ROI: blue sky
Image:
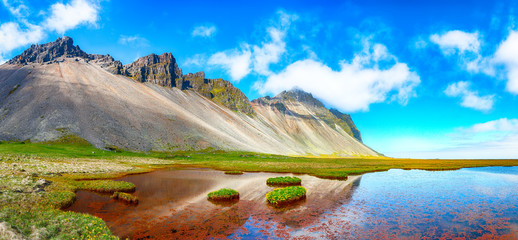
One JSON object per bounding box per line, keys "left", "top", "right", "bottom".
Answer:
{"left": 1, "top": 0, "right": 518, "bottom": 159}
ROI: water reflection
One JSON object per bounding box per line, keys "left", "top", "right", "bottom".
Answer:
{"left": 66, "top": 168, "right": 358, "bottom": 239}
{"left": 66, "top": 167, "right": 518, "bottom": 239}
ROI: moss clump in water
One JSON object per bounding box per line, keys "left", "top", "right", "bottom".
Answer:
{"left": 111, "top": 192, "right": 138, "bottom": 204}
{"left": 266, "top": 176, "right": 301, "bottom": 186}
{"left": 224, "top": 170, "right": 244, "bottom": 175}
{"left": 266, "top": 186, "right": 306, "bottom": 206}
{"left": 207, "top": 188, "right": 239, "bottom": 201}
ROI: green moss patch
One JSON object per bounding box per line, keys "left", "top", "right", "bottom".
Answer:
{"left": 0, "top": 208, "right": 117, "bottom": 240}
{"left": 74, "top": 180, "right": 135, "bottom": 193}
{"left": 207, "top": 188, "right": 239, "bottom": 201}
{"left": 266, "top": 186, "right": 307, "bottom": 206}
{"left": 224, "top": 170, "right": 244, "bottom": 175}
{"left": 266, "top": 176, "right": 301, "bottom": 186}
{"left": 111, "top": 191, "right": 138, "bottom": 204}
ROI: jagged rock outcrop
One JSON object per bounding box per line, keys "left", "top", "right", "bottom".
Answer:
{"left": 122, "top": 53, "right": 253, "bottom": 115}
{"left": 122, "top": 53, "right": 183, "bottom": 87}
{"left": 7, "top": 36, "right": 124, "bottom": 75}
{"left": 252, "top": 89, "right": 362, "bottom": 142}
{"left": 180, "top": 72, "right": 254, "bottom": 115}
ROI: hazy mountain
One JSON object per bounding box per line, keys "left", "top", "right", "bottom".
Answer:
{"left": 0, "top": 37, "right": 379, "bottom": 157}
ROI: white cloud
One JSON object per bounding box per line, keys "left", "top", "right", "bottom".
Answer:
{"left": 468, "top": 118, "right": 518, "bottom": 133}
{"left": 430, "top": 30, "right": 480, "bottom": 54}
{"left": 192, "top": 25, "right": 216, "bottom": 38}
{"left": 251, "top": 27, "right": 286, "bottom": 75}
{"left": 44, "top": 0, "right": 99, "bottom": 34}
{"left": 430, "top": 30, "right": 494, "bottom": 76}
{"left": 257, "top": 42, "right": 420, "bottom": 112}
{"left": 383, "top": 118, "right": 518, "bottom": 159}
{"left": 207, "top": 46, "right": 252, "bottom": 81}
{"left": 118, "top": 35, "right": 148, "bottom": 47}
{"left": 0, "top": 22, "right": 45, "bottom": 60}
{"left": 183, "top": 54, "right": 206, "bottom": 66}
{"left": 2, "top": 0, "right": 29, "bottom": 18}
{"left": 207, "top": 10, "right": 297, "bottom": 81}
{"left": 444, "top": 81, "right": 495, "bottom": 112}
{"left": 0, "top": 0, "right": 101, "bottom": 61}
{"left": 494, "top": 31, "right": 518, "bottom": 94}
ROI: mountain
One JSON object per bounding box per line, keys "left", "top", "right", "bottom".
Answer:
{"left": 0, "top": 37, "right": 379, "bottom": 157}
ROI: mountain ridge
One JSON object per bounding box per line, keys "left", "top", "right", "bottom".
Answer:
{"left": 0, "top": 36, "right": 377, "bottom": 156}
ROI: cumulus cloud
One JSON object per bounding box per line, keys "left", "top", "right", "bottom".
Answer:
{"left": 0, "top": 0, "right": 101, "bottom": 62}
{"left": 0, "top": 22, "right": 45, "bottom": 61}
{"left": 468, "top": 118, "right": 518, "bottom": 133}
{"left": 430, "top": 30, "right": 481, "bottom": 54}
{"left": 257, "top": 42, "right": 420, "bottom": 112}
{"left": 444, "top": 81, "right": 495, "bottom": 112}
{"left": 192, "top": 25, "right": 217, "bottom": 38}
{"left": 207, "top": 10, "right": 297, "bottom": 81}
{"left": 2, "top": 0, "right": 29, "bottom": 18}
{"left": 207, "top": 46, "right": 252, "bottom": 81}
{"left": 430, "top": 30, "right": 494, "bottom": 75}
{"left": 494, "top": 31, "right": 518, "bottom": 94}
{"left": 44, "top": 0, "right": 99, "bottom": 34}
{"left": 118, "top": 35, "right": 149, "bottom": 47}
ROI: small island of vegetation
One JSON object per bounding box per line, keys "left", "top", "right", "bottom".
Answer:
{"left": 266, "top": 186, "right": 307, "bottom": 206}
{"left": 111, "top": 192, "right": 138, "bottom": 204}
{"left": 207, "top": 188, "right": 240, "bottom": 201}
{"left": 266, "top": 176, "right": 302, "bottom": 186}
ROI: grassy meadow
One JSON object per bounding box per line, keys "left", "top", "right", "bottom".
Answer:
{"left": 1, "top": 141, "right": 518, "bottom": 239}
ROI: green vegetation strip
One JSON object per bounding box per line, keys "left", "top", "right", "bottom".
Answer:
{"left": 0, "top": 141, "right": 518, "bottom": 239}
{"left": 111, "top": 192, "right": 139, "bottom": 204}
{"left": 266, "top": 176, "right": 301, "bottom": 186}
{"left": 207, "top": 188, "right": 239, "bottom": 201}
{"left": 266, "top": 186, "right": 307, "bottom": 206}
{"left": 74, "top": 180, "right": 135, "bottom": 193}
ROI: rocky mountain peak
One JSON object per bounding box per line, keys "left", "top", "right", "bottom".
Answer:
{"left": 7, "top": 36, "right": 91, "bottom": 65}
{"left": 126, "top": 53, "right": 176, "bottom": 67}
{"left": 252, "top": 88, "right": 363, "bottom": 142}
{"left": 276, "top": 88, "right": 324, "bottom": 107}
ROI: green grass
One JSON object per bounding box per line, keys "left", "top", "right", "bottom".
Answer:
{"left": 1, "top": 141, "right": 518, "bottom": 238}
{"left": 224, "top": 170, "right": 244, "bottom": 175}
{"left": 207, "top": 188, "right": 239, "bottom": 201}
{"left": 0, "top": 207, "right": 117, "bottom": 239}
{"left": 266, "top": 176, "right": 302, "bottom": 186}
{"left": 266, "top": 186, "right": 307, "bottom": 206}
{"left": 73, "top": 180, "right": 136, "bottom": 193}
{"left": 111, "top": 192, "right": 138, "bottom": 204}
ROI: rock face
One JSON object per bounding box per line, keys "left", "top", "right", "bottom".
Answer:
{"left": 122, "top": 53, "right": 253, "bottom": 115}
{"left": 7, "top": 36, "right": 124, "bottom": 75}
{"left": 252, "top": 89, "right": 363, "bottom": 142}
{"left": 0, "top": 36, "right": 378, "bottom": 156}
{"left": 122, "top": 53, "right": 182, "bottom": 87}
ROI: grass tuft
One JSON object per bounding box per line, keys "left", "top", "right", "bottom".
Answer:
{"left": 111, "top": 191, "right": 138, "bottom": 204}
{"left": 73, "top": 180, "right": 136, "bottom": 193}
{"left": 207, "top": 188, "right": 239, "bottom": 201}
{"left": 266, "top": 186, "right": 306, "bottom": 206}
{"left": 266, "top": 176, "right": 302, "bottom": 186}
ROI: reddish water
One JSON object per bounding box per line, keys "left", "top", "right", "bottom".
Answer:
{"left": 65, "top": 169, "right": 358, "bottom": 239}
{"left": 66, "top": 167, "right": 518, "bottom": 239}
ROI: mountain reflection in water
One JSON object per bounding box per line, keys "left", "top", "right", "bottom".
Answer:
{"left": 66, "top": 167, "right": 518, "bottom": 239}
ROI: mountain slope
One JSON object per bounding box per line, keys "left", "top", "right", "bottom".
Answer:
{"left": 0, "top": 37, "right": 379, "bottom": 157}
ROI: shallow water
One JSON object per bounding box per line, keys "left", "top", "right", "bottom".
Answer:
{"left": 65, "top": 166, "right": 518, "bottom": 239}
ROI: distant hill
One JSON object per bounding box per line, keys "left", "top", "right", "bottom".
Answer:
{"left": 0, "top": 37, "right": 379, "bottom": 157}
